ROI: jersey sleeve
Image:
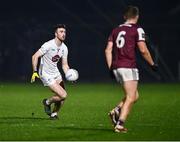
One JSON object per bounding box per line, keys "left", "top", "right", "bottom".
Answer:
{"left": 39, "top": 42, "right": 50, "bottom": 55}
{"left": 62, "top": 45, "right": 68, "bottom": 59}
{"left": 136, "top": 27, "right": 145, "bottom": 42}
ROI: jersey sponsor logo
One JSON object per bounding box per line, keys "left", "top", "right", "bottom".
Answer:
{"left": 137, "top": 28, "right": 145, "bottom": 41}
{"left": 52, "top": 55, "right": 60, "bottom": 62}
{"left": 142, "top": 33, "right": 145, "bottom": 39}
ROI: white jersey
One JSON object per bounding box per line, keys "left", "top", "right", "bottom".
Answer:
{"left": 38, "top": 39, "right": 68, "bottom": 76}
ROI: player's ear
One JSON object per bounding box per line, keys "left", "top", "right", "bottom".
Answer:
{"left": 136, "top": 15, "right": 139, "bottom": 21}
{"left": 55, "top": 32, "right": 57, "bottom": 37}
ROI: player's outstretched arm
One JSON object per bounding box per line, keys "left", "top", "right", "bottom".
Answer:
{"left": 62, "top": 58, "right": 70, "bottom": 74}
{"left": 137, "top": 41, "right": 157, "bottom": 69}
{"left": 105, "top": 41, "right": 116, "bottom": 79}
{"left": 105, "top": 41, "right": 113, "bottom": 69}
{"left": 31, "top": 50, "right": 42, "bottom": 83}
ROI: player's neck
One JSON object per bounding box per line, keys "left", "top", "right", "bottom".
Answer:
{"left": 54, "top": 38, "right": 62, "bottom": 47}
{"left": 125, "top": 19, "right": 137, "bottom": 24}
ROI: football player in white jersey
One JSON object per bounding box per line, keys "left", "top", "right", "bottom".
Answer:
{"left": 31, "top": 24, "right": 70, "bottom": 119}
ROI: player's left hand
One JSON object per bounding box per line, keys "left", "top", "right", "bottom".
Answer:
{"left": 109, "top": 69, "right": 115, "bottom": 79}
{"left": 151, "top": 63, "right": 158, "bottom": 72}
{"left": 31, "top": 71, "right": 39, "bottom": 83}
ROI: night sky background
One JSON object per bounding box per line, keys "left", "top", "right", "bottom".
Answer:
{"left": 0, "top": 0, "right": 180, "bottom": 82}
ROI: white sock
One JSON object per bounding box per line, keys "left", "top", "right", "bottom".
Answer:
{"left": 115, "top": 107, "right": 119, "bottom": 111}
{"left": 114, "top": 107, "right": 120, "bottom": 116}
{"left": 51, "top": 112, "right": 57, "bottom": 117}
{"left": 46, "top": 99, "right": 50, "bottom": 105}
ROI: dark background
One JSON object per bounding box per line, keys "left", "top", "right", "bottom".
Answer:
{"left": 0, "top": 0, "right": 180, "bottom": 82}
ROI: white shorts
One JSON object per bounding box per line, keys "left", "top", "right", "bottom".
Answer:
{"left": 113, "top": 68, "right": 139, "bottom": 84}
{"left": 39, "top": 72, "right": 62, "bottom": 86}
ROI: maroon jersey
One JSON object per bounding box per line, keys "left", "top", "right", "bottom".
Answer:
{"left": 108, "top": 23, "right": 145, "bottom": 69}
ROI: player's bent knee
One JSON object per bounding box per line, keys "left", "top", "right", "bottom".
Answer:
{"left": 58, "top": 91, "right": 67, "bottom": 99}
{"left": 55, "top": 98, "right": 66, "bottom": 104}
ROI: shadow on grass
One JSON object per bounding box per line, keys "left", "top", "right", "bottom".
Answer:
{"left": 55, "top": 126, "right": 112, "bottom": 132}
{"left": 0, "top": 116, "right": 49, "bottom": 124}
{"left": 0, "top": 117, "right": 112, "bottom": 132}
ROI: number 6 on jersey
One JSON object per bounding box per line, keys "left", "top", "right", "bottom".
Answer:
{"left": 116, "top": 31, "right": 126, "bottom": 48}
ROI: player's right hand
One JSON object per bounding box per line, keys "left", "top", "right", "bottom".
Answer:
{"left": 31, "top": 71, "right": 39, "bottom": 83}
{"left": 151, "top": 63, "right": 158, "bottom": 72}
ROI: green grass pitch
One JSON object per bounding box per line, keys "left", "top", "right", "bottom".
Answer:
{"left": 0, "top": 82, "right": 180, "bottom": 140}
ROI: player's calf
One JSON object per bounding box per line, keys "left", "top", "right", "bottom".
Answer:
{"left": 53, "top": 98, "right": 65, "bottom": 112}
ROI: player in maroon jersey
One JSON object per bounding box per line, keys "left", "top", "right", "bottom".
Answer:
{"left": 105, "top": 6, "right": 158, "bottom": 133}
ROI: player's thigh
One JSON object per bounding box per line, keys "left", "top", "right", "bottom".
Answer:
{"left": 123, "top": 80, "right": 138, "bottom": 100}
{"left": 55, "top": 74, "right": 63, "bottom": 84}
{"left": 49, "top": 82, "right": 67, "bottom": 98}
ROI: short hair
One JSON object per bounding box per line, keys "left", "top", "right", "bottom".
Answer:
{"left": 123, "top": 6, "right": 139, "bottom": 20}
{"left": 54, "top": 24, "right": 66, "bottom": 32}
